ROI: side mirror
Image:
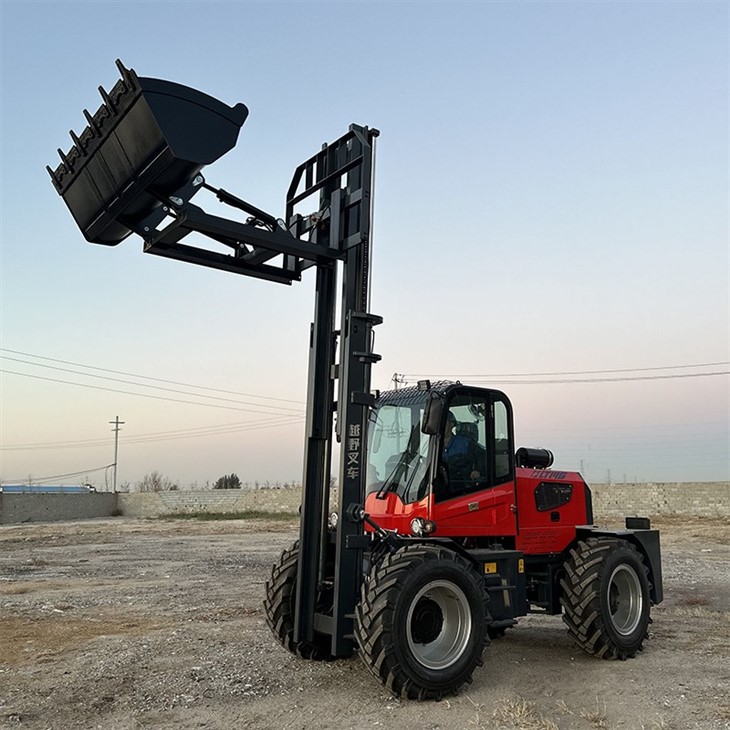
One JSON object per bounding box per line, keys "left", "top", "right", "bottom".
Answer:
{"left": 421, "top": 392, "right": 444, "bottom": 435}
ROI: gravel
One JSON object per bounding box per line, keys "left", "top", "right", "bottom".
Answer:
{"left": 0, "top": 516, "right": 728, "bottom": 730}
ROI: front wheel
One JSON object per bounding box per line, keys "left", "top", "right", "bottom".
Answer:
{"left": 560, "top": 537, "right": 651, "bottom": 659}
{"left": 355, "top": 543, "right": 490, "bottom": 699}
{"left": 263, "top": 541, "right": 333, "bottom": 660}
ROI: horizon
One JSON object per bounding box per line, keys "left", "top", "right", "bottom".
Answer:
{"left": 1, "top": 2, "right": 728, "bottom": 487}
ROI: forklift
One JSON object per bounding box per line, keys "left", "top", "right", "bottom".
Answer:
{"left": 49, "top": 61, "right": 662, "bottom": 700}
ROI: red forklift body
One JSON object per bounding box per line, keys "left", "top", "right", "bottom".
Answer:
{"left": 513, "top": 468, "right": 593, "bottom": 554}
{"left": 363, "top": 381, "right": 593, "bottom": 557}
{"left": 365, "top": 467, "right": 592, "bottom": 556}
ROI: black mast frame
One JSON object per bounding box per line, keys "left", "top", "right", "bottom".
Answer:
{"left": 147, "top": 125, "right": 382, "bottom": 655}
{"left": 139, "top": 125, "right": 381, "bottom": 655}
{"left": 49, "top": 60, "right": 380, "bottom": 656}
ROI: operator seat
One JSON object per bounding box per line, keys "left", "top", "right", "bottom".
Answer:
{"left": 456, "top": 422, "right": 478, "bottom": 443}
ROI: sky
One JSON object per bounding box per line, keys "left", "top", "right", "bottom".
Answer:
{"left": 1, "top": 0, "right": 728, "bottom": 490}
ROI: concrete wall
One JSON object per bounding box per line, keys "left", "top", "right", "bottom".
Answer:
{"left": 0, "top": 492, "right": 118, "bottom": 524}
{"left": 116, "top": 482, "right": 729, "bottom": 519}
{"left": 116, "top": 487, "right": 314, "bottom": 518}
{"left": 590, "top": 482, "right": 729, "bottom": 519}
{"left": 2, "top": 482, "right": 727, "bottom": 525}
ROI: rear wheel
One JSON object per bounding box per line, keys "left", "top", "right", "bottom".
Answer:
{"left": 560, "top": 537, "right": 651, "bottom": 659}
{"left": 263, "top": 541, "right": 333, "bottom": 660}
{"left": 355, "top": 543, "right": 490, "bottom": 699}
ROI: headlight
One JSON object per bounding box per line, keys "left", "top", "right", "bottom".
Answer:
{"left": 410, "top": 518, "right": 436, "bottom": 536}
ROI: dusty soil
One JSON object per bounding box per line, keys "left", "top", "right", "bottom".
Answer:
{"left": 0, "top": 516, "right": 728, "bottom": 730}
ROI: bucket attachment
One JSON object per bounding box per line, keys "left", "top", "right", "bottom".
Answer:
{"left": 48, "top": 60, "right": 248, "bottom": 245}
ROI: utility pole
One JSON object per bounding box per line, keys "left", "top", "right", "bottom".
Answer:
{"left": 392, "top": 373, "right": 406, "bottom": 390}
{"left": 109, "top": 416, "right": 124, "bottom": 492}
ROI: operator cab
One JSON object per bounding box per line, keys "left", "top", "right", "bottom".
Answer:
{"left": 366, "top": 382, "right": 515, "bottom": 506}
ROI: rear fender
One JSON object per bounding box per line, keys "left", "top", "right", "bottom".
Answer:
{"left": 575, "top": 526, "right": 663, "bottom": 604}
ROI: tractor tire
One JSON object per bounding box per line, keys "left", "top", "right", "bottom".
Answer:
{"left": 263, "top": 541, "right": 333, "bottom": 661}
{"left": 355, "top": 543, "right": 490, "bottom": 700}
{"left": 560, "top": 537, "right": 651, "bottom": 659}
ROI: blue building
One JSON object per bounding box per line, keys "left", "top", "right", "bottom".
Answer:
{"left": 0, "top": 485, "right": 97, "bottom": 493}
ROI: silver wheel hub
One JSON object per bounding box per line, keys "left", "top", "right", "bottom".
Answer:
{"left": 406, "top": 580, "right": 472, "bottom": 670}
{"left": 607, "top": 564, "right": 643, "bottom": 636}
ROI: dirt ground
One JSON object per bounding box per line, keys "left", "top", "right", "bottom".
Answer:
{"left": 0, "top": 516, "right": 728, "bottom": 730}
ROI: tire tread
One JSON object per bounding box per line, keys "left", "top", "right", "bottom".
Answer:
{"left": 263, "top": 541, "right": 332, "bottom": 661}
{"left": 355, "top": 543, "right": 489, "bottom": 699}
{"left": 560, "top": 537, "right": 651, "bottom": 660}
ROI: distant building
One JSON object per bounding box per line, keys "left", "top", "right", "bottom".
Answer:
{"left": 0, "top": 485, "right": 97, "bottom": 494}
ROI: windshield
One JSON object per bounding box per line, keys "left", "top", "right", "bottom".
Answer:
{"left": 366, "top": 401, "right": 432, "bottom": 504}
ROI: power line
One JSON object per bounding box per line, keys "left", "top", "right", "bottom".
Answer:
{"left": 400, "top": 371, "right": 728, "bottom": 385}
{"left": 402, "top": 361, "right": 730, "bottom": 378}
{"left": 0, "top": 415, "right": 305, "bottom": 451}
{"left": 1, "top": 356, "right": 303, "bottom": 414}
{"left": 1, "top": 416, "right": 301, "bottom": 448}
{"left": 6, "top": 348, "right": 726, "bottom": 395}
{"left": 518, "top": 420, "right": 728, "bottom": 432}
{"left": 118, "top": 417, "right": 303, "bottom": 445}
{"left": 0, "top": 369, "right": 306, "bottom": 415}
{"left": 548, "top": 443, "right": 729, "bottom": 453}
{"left": 5, "top": 413, "right": 723, "bottom": 450}
{"left": 555, "top": 453, "right": 729, "bottom": 463}
{"left": 2, "top": 464, "right": 114, "bottom": 484}
{"left": 112, "top": 415, "right": 304, "bottom": 443}
{"left": 0, "top": 348, "right": 305, "bottom": 405}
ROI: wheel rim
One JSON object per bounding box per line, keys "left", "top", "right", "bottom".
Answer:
{"left": 607, "top": 564, "right": 643, "bottom": 636}
{"left": 406, "top": 579, "right": 472, "bottom": 670}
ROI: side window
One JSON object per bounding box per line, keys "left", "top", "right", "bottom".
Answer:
{"left": 438, "top": 393, "right": 488, "bottom": 500}
{"left": 493, "top": 398, "right": 511, "bottom": 483}
{"left": 534, "top": 482, "right": 573, "bottom": 511}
